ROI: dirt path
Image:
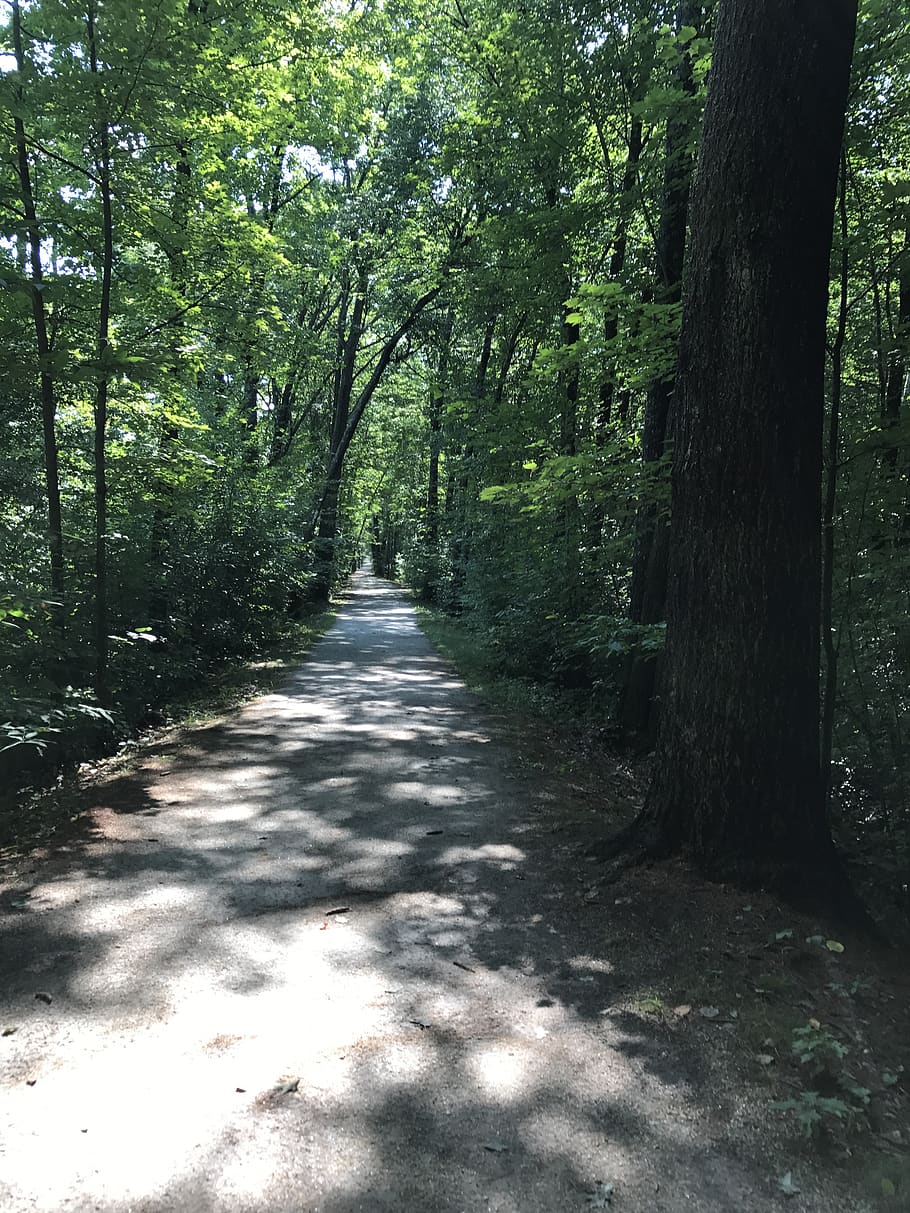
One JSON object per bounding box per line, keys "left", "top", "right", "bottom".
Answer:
{"left": 0, "top": 574, "right": 882, "bottom": 1211}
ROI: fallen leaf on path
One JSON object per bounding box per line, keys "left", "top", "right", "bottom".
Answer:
{"left": 777, "top": 1172, "right": 801, "bottom": 1198}
{"left": 34, "top": 992, "right": 52, "bottom": 1005}
{"left": 881, "top": 1178, "right": 896, "bottom": 1197}
{"left": 698, "top": 1005, "right": 719, "bottom": 1019}
{"left": 325, "top": 906, "right": 350, "bottom": 916}
{"left": 25, "top": 1079, "right": 36, "bottom": 1086}
{"left": 235, "top": 1087, "right": 246, "bottom": 1093}
{"left": 673, "top": 1004, "right": 691, "bottom": 1018}
{"left": 2, "top": 1026, "right": 17, "bottom": 1036}
{"left": 586, "top": 1180, "right": 614, "bottom": 1208}
{"left": 825, "top": 939, "right": 845, "bottom": 953}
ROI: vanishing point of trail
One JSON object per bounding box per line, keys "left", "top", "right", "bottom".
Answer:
{"left": 0, "top": 575, "right": 800, "bottom": 1211}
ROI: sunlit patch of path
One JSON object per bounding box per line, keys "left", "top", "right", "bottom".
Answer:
{"left": 0, "top": 573, "right": 779, "bottom": 1211}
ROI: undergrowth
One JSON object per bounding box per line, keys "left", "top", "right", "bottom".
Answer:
{"left": 0, "top": 604, "right": 338, "bottom": 860}
{"left": 414, "top": 603, "right": 614, "bottom": 733}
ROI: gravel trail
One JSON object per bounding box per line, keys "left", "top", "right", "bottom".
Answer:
{"left": 0, "top": 574, "right": 838, "bottom": 1211}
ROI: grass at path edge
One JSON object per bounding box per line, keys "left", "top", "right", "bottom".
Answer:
{"left": 413, "top": 602, "right": 599, "bottom": 729}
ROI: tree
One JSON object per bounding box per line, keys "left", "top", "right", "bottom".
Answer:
{"left": 9, "top": 0, "right": 64, "bottom": 605}
{"left": 629, "top": 0, "right": 860, "bottom": 905}
{"left": 620, "top": 0, "right": 704, "bottom": 739}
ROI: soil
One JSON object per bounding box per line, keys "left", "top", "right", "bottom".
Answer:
{"left": 0, "top": 572, "right": 907, "bottom": 1212}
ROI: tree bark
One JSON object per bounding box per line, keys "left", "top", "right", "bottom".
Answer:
{"left": 821, "top": 156, "right": 849, "bottom": 813}
{"left": 311, "top": 269, "right": 367, "bottom": 601}
{"left": 425, "top": 310, "right": 453, "bottom": 559}
{"left": 620, "top": 1, "right": 701, "bottom": 739}
{"left": 449, "top": 316, "right": 497, "bottom": 608}
{"left": 598, "top": 113, "right": 644, "bottom": 434}
{"left": 306, "top": 277, "right": 444, "bottom": 601}
{"left": 11, "top": 0, "right": 64, "bottom": 604}
{"left": 87, "top": 2, "right": 114, "bottom": 705}
{"left": 629, "top": 0, "right": 859, "bottom": 908}
{"left": 150, "top": 140, "right": 192, "bottom": 627}
{"left": 883, "top": 227, "right": 910, "bottom": 431}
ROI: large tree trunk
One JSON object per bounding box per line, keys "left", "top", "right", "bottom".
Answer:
{"left": 629, "top": 0, "right": 859, "bottom": 906}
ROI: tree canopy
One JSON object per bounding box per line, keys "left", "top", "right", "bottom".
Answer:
{"left": 2, "top": 0, "right": 909, "bottom": 912}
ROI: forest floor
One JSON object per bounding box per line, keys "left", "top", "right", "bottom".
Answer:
{"left": 0, "top": 572, "right": 907, "bottom": 1212}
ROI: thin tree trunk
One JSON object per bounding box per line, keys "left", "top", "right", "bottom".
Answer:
{"left": 884, "top": 227, "right": 910, "bottom": 430}
{"left": 559, "top": 303, "right": 582, "bottom": 616}
{"left": 620, "top": 1, "right": 701, "bottom": 739}
{"left": 11, "top": 0, "right": 64, "bottom": 604}
{"left": 150, "top": 140, "right": 192, "bottom": 626}
{"left": 821, "top": 154, "right": 850, "bottom": 814}
{"left": 427, "top": 380, "right": 442, "bottom": 544}
{"left": 311, "top": 269, "right": 367, "bottom": 600}
{"left": 238, "top": 144, "right": 286, "bottom": 453}
{"left": 599, "top": 114, "right": 644, "bottom": 434}
{"left": 87, "top": 2, "right": 114, "bottom": 704}
{"left": 304, "top": 278, "right": 445, "bottom": 585}
{"left": 450, "top": 316, "right": 497, "bottom": 607}
{"left": 270, "top": 379, "right": 295, "bottom": 464}
{"left": 426, "top": 311, "right": 453, "bottom": 554}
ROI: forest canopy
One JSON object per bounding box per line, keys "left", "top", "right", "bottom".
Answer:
{"left": 2, "top": 0, "right": 909, "bottom": 911}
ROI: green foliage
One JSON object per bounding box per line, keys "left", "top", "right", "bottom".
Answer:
{"left": 791, "top": 1021, "right": 849, "bottom": 1075}
{"left": 1, "top": 0, "right": 909, "bottom": 888}
{"left": 771, "top": 1090, "right": 861, "bottom": 1139}
{"left": 772, "top": 1021, "right": 871, "bottom": 1138}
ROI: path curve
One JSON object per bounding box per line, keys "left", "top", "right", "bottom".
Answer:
{"left": 0, "top": 574, "right": 836, "bottom": 1211}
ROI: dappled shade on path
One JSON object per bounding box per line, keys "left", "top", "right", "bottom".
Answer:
{"left": 0, "top": 574, "right": 821, "bottom": 1212}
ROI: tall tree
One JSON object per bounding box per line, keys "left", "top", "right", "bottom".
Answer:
{"left": 9, "top": 0, "right": 64, "bottom": 604}
{"left": 621, "top": 2, "right": 704, "bottom": 738}
{"left": 84, "top": 1, "right": 115, "bottom": 705}
{"left": 626, "top": 0, "right": 860, "bottom": 905}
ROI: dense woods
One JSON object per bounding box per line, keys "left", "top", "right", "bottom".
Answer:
{"left": 2, "top": 0, "right": 909, "bottom": 913}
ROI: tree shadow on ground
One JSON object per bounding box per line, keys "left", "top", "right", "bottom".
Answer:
{"left": 0, "top": 576, "right": 890, "bottom": 1212}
